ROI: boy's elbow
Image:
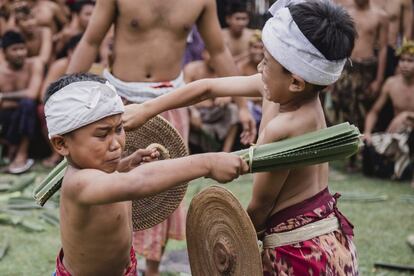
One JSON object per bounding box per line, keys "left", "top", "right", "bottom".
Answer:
{"left": 197, "top": 79, "right": 213, "bottom": 100}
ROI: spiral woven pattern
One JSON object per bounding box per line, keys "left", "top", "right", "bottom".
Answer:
{"left": 186, "top": 186, "right": 262, "bottom": 275}
{"left": 125, "top": 115, "right": 188, "bottom": 231}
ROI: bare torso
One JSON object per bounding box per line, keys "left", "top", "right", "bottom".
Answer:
{"left": 388, "top": 75, "right": 414, "bottom": 115}
{"left": 222, "top": 28, "right": 254, "bottom": 60}
{"left": 60, "top": 168, "right": 133, "bottom": 275}
{"left": 373, "top": 0, "right": 406, "bottom": 48}
{"left": 111, "top": 0, "right": 206, "bottom": 82}
{"left": 259, "top": 98, "right": 329, "bottom": 215}
{"left": 0, "top": 59, "right": 32, "bottom": 108}
{"left": 348, "top": 5, "right": 382, "bottom": 59}
{"left": 0, "top": 61, "right": 31, "bottom": 92}
{"left": 24, "top": 29, "right": 42, "bottom": 58}
{"left": 33, "top": 0, "right": 60, "bottom": 33}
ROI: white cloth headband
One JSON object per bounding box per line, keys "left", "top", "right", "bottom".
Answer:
{"left": 262, "top": 0, "right": 346, "bottom": 86}
{"left": 45, "top": 81, "right": 124, "bottom": 138}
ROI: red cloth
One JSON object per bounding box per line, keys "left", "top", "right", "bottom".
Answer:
{"left": 262, "top": 188, "right": 358, "bottom": 275}
{"left": 55, "top": 247, "right": 137, "bottom": 276}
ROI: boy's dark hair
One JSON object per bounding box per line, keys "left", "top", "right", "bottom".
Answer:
{"left": 1, "top": 31, "right": 26, "bottom": 49}
{"left": 226, "top": 1, "right": 248, "bottom": 16}
{"left": 73, "top": 0, "right": 95, "bottom": 14}
{"left": 44, "top": 73, "right": 106, "bottom": 103}
{"left": 288, "top": 0, "right": 356, "bottom": 61}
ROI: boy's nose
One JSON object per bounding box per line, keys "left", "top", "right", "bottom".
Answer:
{"left": 109, "top": 137, "right": 122, "bottom": 151}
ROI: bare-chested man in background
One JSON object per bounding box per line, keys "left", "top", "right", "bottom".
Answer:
{"left": 221, "top": 1, "right": 254, "bottom": 62}
{"left": 67, "top": 0, "right": 255, "bottom": 275}
{"left": 329, "top": 0, "right": 388, "bottom": 171}
{"left": 30, "top": 0, "right": 67, "bottom": 34}
{"left": 0, "top": 31, "right": 43, "bottom": 174}
{"left": 373, "top": 0, "right": 413, "bottom": 76}
{"left": 364, "top": 41, "right": 414, "bottom": 186}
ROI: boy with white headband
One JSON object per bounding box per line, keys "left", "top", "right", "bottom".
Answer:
{"left": 44, "top": 73, "right": 248, "bottom": 275}
{"left": 123, "top": 0, "right": 359, "bottom": 274}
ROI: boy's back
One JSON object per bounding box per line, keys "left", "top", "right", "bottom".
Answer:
{"left": 258, "top": 97, "right": 329, "bottom": 215}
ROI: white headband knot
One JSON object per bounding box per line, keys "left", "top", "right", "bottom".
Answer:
{"left": 262, "top": 0, "right": 346, "bottom": 86}
{"left": 45, "top": 81, "right": 124, "bottom": 138}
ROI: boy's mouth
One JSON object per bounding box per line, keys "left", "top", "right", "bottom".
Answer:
{"left": 107, "top": 156, "right": 121, "bottom": 163}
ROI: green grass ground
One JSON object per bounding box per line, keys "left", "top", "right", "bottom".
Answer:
{"left": 0, "top": 165, "right": 413, "bottom": 275}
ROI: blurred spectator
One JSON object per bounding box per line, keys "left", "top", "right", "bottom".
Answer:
{"left": 184, "top": 49, "right": 239, "bottom": 152}
{"left": 15, "top": 5, "right": 52, "bottom": 64}
{"left": 30, "top": 0, "right": 68, "bottom": 34}
{"left": 326, "top": 0, "right": 389, "bottom": 171}
{"left": 373, "top": 0, "right": 412, "bottom": 78}
{"left": 363, "top": 40, "right": 414, "bottom": 185}
{"left": 0, "top": 31, "right": 43, "bottom": 173}
{"left": 183, "top": 26, "right": 204, "bottom": 66}
{"left": 222, "top": 1, "right": 254, "bottom": 62}
{"left": 54, "top": 0, "right": 94, "bottom": 57}
{"left": 237, "top": 29, "right": 263, "bottom": 133}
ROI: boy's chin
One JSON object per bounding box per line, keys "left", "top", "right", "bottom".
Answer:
{"left": 101, "top": 163, "right": 120, "bottom": 174}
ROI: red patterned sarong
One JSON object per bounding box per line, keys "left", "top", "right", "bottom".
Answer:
{"left": 262, "top": 188, "right": 358, "bottom": 275}
{"left": 55, "top": 247, "right": 137, "bottom": 276}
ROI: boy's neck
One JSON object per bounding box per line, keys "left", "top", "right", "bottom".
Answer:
{"left": 279, "top": 91, "right": 319, "bottom": 113}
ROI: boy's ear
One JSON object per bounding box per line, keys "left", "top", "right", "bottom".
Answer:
{"left": 50, "top": 135, "right": 70, "bottom": 156}
{"left": 289, "top": 74, "right": 306, "bottom": 93}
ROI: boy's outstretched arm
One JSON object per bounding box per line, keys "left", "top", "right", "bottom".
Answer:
{"left": 66, "top": 152, "right": 249, "bottom": 206}
{"left": 122, "top": 74, "right": 263, "bottom": 130}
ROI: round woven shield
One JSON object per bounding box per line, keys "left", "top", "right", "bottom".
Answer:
{"left": 125, "top": 115, "right": 188, "bottom": 231}
{"left": 186, "top": 186, "right": 262, "bottom": 275}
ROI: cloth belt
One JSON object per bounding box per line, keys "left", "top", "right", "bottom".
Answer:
{"left": 262, "top": 216, "right": 339, "bottom": 249}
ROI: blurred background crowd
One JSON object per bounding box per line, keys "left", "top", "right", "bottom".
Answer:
{"left": 0, "top": 0, "right": 413, "bottom": 188}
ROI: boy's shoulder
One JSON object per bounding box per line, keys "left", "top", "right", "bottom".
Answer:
{"left": 61, "top": 168, "right": 107, "bottom": 200}
{"left": 262, "top": 104, "right": 322, "bottom": 143}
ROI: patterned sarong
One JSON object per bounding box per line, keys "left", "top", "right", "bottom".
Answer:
{"left": 326, "top": 58, "right": 377, "bottom": 131}
{"left": 262, "top": 188, "right": 358, "bottom": 275}
{"left": 55, "top": 247, "right": 137, "bottom": 276}
{"left": 104, "top": 69, "right": 188, "bottom": 262}
{"left": 0, "top": 98, "right": 37, "bottom": 145}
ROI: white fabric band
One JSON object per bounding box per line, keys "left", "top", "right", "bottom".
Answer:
{"left": 103, "top": 69, "right": 185, "bottom": 104}
{"left": 263, "top": 216, "right": 339, "bottom": 248}
{"left": 45, "top": 81, "right": 124, "bottom": 137}
{"left": 262, "top": 0, "right": 346, "bottom": 86}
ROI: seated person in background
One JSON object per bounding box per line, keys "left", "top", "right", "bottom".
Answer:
{"left": 30, "top": 0, "right": 68, "bottom": 34}
{"left": 184, "top": 49, "right": 239, "bottom": 152}
{"left": 0, "top": 31, "right": 43, "bottom": 173}
{"left": 54, "top": 0, "right": 94, "bottom": 57}
{"left": 15, "top": 5, "right": 52, "bottom": 64}
{"left": 364, "top": 40, "right": 414, "bottom": 185}
{"left": 221, "top": 1, "right": 254, "bottom": 62}
{"left": 39, "top": 34, "right": 82, "bottom": 167}
{"left": 237, "top": 29, "right": 264, "bottom": 130}
{"left": 44, "top": 73, "right": 248, "bottom": 275}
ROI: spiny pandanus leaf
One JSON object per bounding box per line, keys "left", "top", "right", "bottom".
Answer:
{"left": 33, "top": 159, "right": 67, "bottom": 206}
{"left": 233, "top": 123, "right": 361, "bottom": 173}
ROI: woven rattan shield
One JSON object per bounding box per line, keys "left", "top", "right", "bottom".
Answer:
{"left": 125, "top": 115, "right": 189, "bottom": 231}
{"left": 186, "top": 186, "right": 262, "bottom": 275}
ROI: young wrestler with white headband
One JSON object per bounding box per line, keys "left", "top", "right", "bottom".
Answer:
{"left": 44, "top": 73, "right": 248, "bottom": 275}
{"left": 122, "top": 0, "right": 359, "bottom": 274}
